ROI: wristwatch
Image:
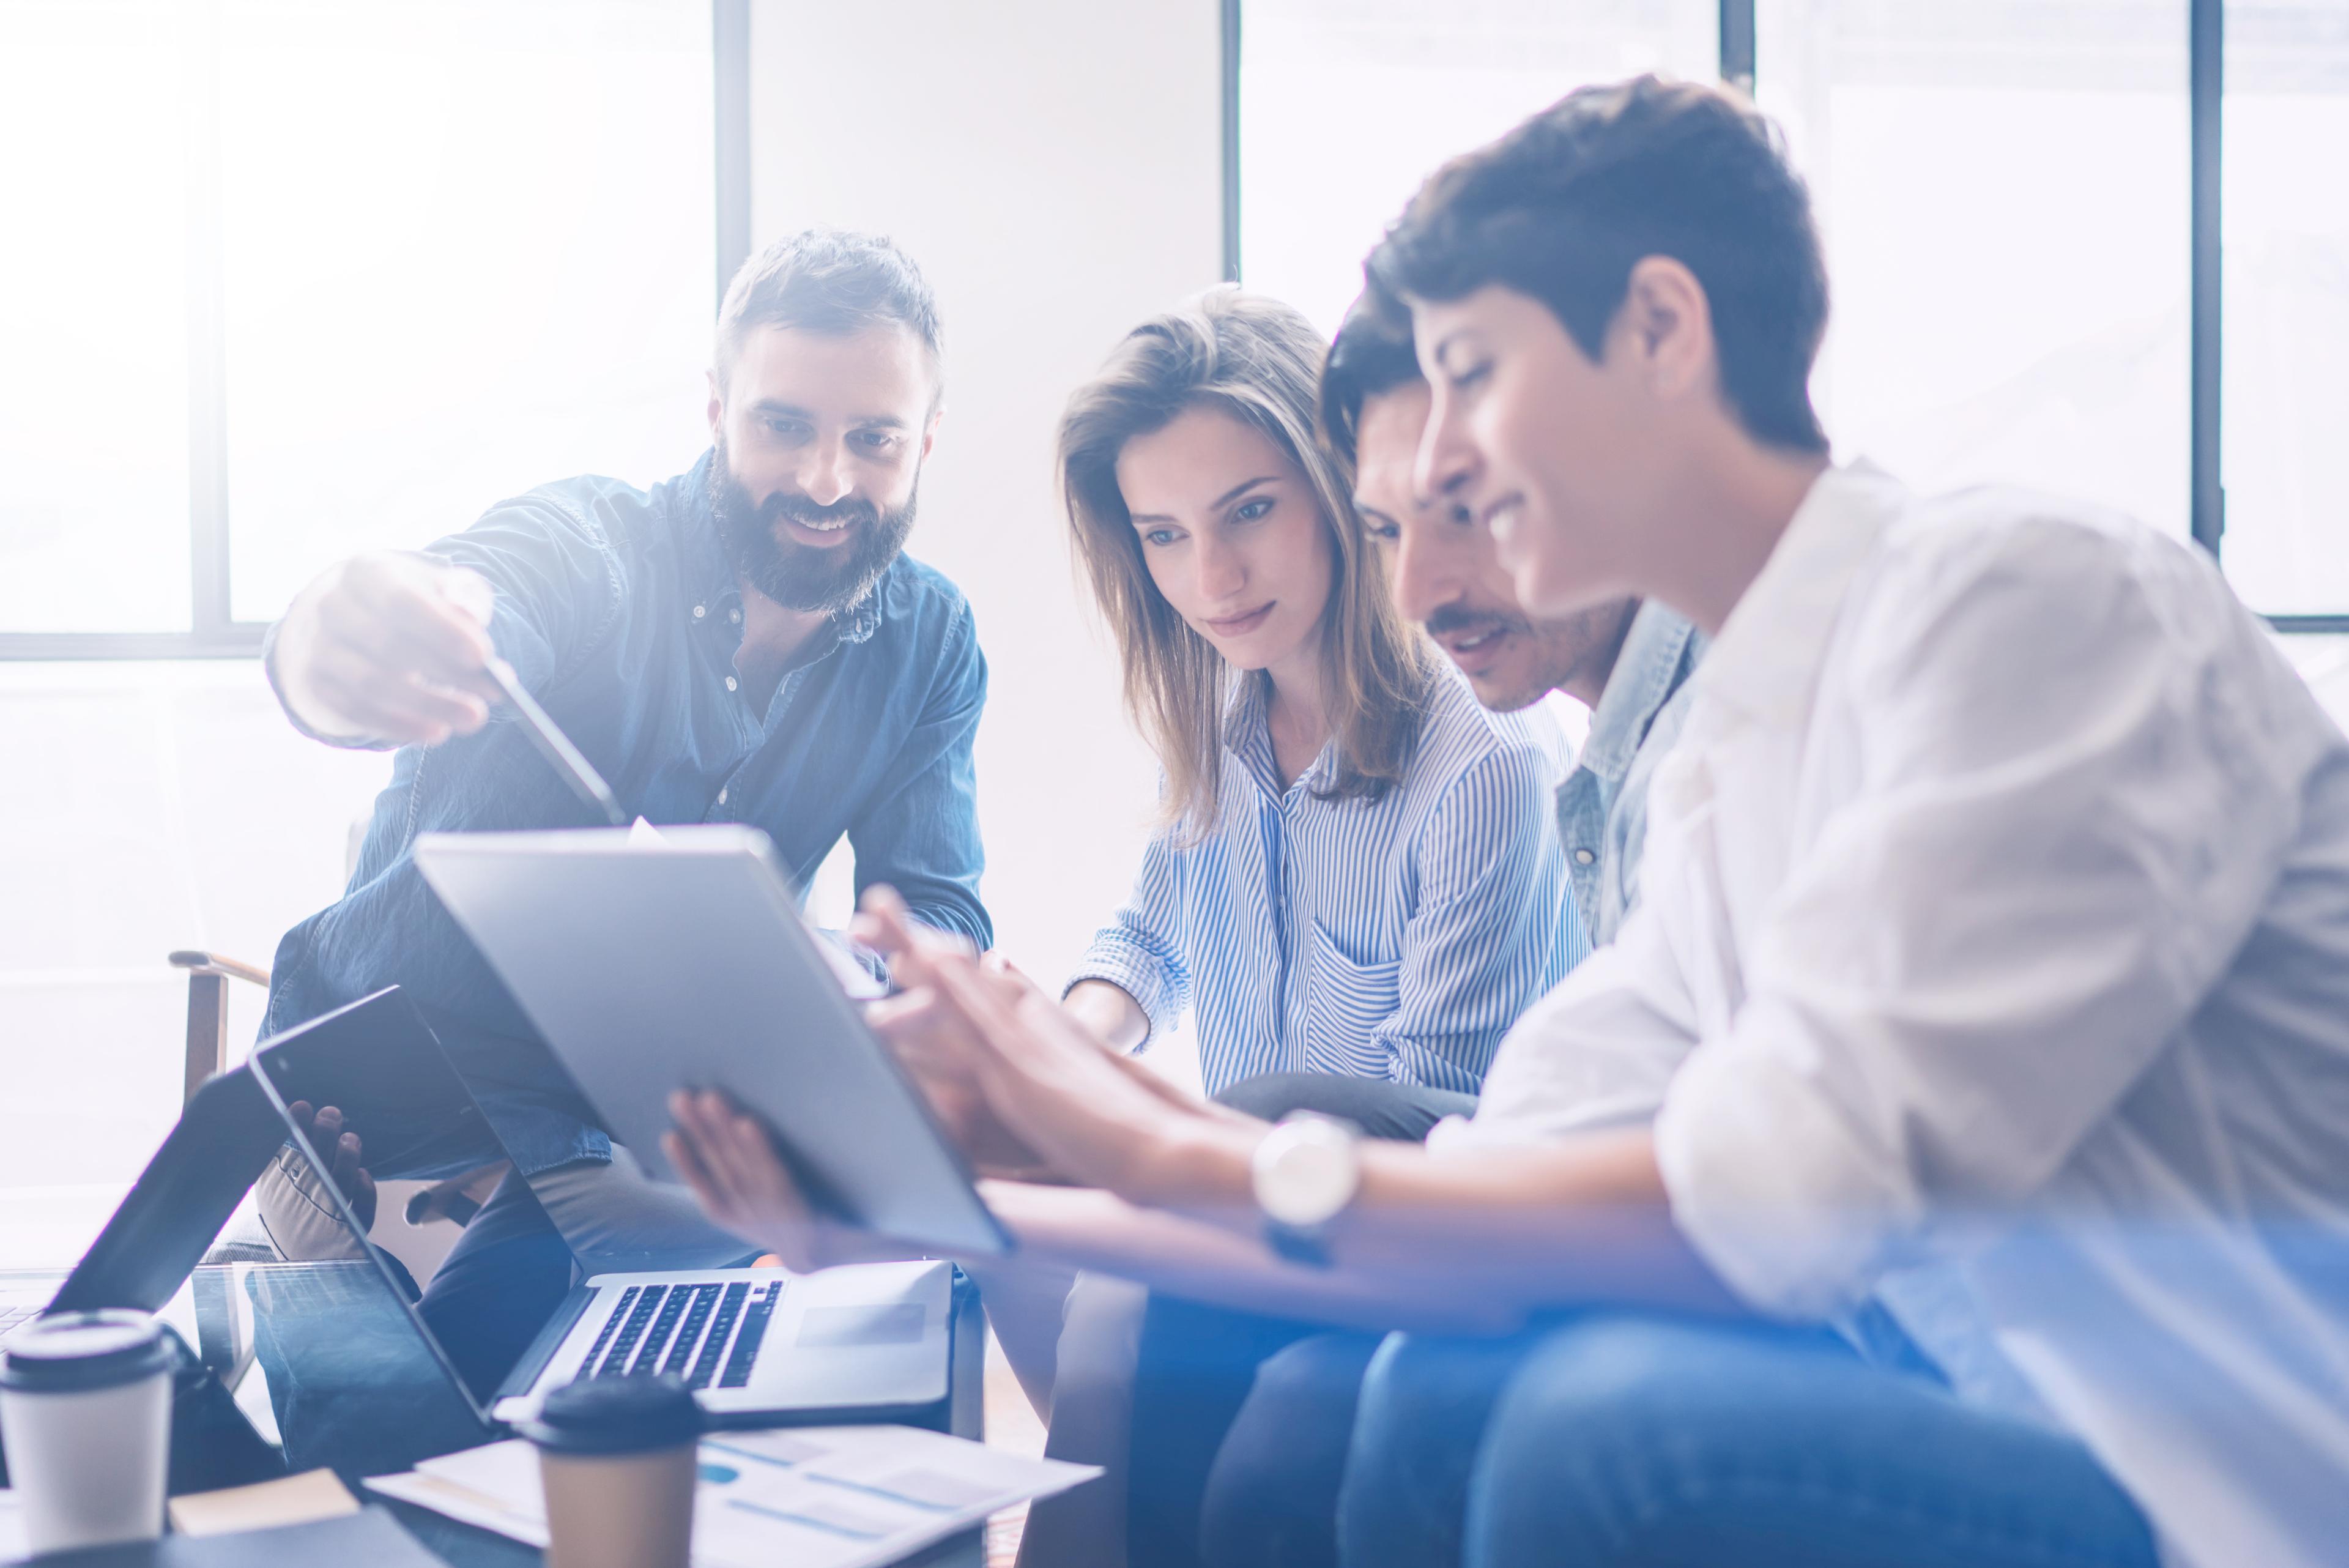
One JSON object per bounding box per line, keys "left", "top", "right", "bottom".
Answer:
{"left": 1250, "top": 1112, "right": 1363, "bottom": 1267}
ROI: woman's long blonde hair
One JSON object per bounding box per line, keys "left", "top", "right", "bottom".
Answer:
{"left": 1058, "top": 290, "right": 1434, "bottom": 839}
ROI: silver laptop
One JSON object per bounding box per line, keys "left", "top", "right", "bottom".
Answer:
{"left": 0, "top": 1276, "right": 57, "bottom": 1346}
{"left": 486, "top": 1260, "right": 948, "bottom": 1425}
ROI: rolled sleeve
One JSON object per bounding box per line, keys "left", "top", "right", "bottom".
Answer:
{"left": 1653, "top": 1008, "right": 1926, "bottom": 1318}
{"left": 1067, "top": 830, "right": 1190, "bottom": 1046}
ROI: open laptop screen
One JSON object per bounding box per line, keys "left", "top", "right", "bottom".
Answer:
{"left": 242, "top": 989, "right": 502, "bottom": 1473}
{"left": 44, "top": 1068, "right": 287, "bottom": 1318}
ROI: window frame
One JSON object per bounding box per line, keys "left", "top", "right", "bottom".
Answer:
{"left": 0, "top": 0, "right": 753, "bottom": 662}
{"left": 1225, "top": 0, "right": 2344, "bottom": 633}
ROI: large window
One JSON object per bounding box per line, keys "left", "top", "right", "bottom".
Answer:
{"left": 0, "top": 0, "right": 727, "bottom": 657}
{"left": 2219, "top": 1, "right": 2349, "bottom": 617}
{"left": 1234, "top": 0, "right": 2349, "bottom": 626}
{"left": 1759, "top": 0, "right": 2191, "bottom": 540}
{"left": 1239, "top": 0, "right": 1721, "bottom": 337}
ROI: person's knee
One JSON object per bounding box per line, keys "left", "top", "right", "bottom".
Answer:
{"left": 1336, "top": 1332, "right": 1523, "bottom": 1566}
{"left": 1214, "top": 1072, "right": 1474, "bottom": 1142}
{"left": 417, "top": 1219, "right": 576, "bottom": 1400}
{"left": 1211, "top": 1072, "right": 1331, "bottom": 1123}
{"left": 1198, "top": 1334, "right": 1376, "bottom": 1568}
{"left": 1461, "top": 1318, "right": 1777, "bottom": 1566}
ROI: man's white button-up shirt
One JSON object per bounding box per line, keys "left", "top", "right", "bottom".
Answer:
{"left": 1434, "top": 462, "right": 2349, "bottom": 1567}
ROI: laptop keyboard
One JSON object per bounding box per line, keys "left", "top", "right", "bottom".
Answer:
{"left": 572, "top": 1279, "right": 785, "bottom": 1392}
{"left": 0, "top": 1304, "right": 40, "bottom": 1343}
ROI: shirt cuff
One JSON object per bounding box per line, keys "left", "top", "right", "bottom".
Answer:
{"left": 1064, "top": 940, "right": 1179, "bottom": 1047}
{"left": 1652, "top": 1017, "right": 1924, "bottom": 1320}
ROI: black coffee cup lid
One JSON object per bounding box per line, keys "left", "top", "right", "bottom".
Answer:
{"left": 0, "top": 1310, "right": 172, "bottom": 1393}
{"left": 521, "top": 1373, "right": 703, "bottom": 1455}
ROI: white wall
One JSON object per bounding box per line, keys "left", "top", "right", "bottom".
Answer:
{"left": 746, "top": 0, "right": 1225, "bottom": 989}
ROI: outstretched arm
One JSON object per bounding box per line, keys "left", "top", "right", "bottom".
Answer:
{"left": 269, "top": 552, "right": 500, "bottom": 746}
{"left": 670, "top": 891, "right": 1731, "bottom": 1332}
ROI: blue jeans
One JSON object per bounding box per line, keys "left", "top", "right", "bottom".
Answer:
{"left": 1123, "top": 1073, "right": 1479, "bottom": 1568}
{"left": 1340, "top": 1314, "right": 2161, "bottom": 1568}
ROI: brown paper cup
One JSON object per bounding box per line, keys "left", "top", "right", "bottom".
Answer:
{"left": 538, "top": 1441, "right": 697, "bottom": 1568}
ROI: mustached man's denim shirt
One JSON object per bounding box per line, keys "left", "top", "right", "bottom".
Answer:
{"left": 1553, "top": 600, "right": 1705, "bottom": 946}
{"left": 262, "top": 451, "right": 989, "bottom": 1180}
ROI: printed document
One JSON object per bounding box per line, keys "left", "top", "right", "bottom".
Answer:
{"left": 365, "top": 1424, "right": 1096, "bottom": 1568}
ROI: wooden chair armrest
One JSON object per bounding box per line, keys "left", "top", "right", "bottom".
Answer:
{"left": 172, "top": 949, "right": 272, "bottom": 1107}
{"left": 168, "top": 950, "right": 271, "bottom": 989}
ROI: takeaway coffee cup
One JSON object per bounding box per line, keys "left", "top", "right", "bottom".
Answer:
{"left": 0, "top": 1310, "right": 174, "bottom": 1555}
{"left": 522, "top": 1373, "right": 703, "bottom": 1568}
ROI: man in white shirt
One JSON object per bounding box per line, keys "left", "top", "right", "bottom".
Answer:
{"left": 662, "top": 75, "right": 2349, "bottom": 1568}
{"left": 1325, "top": 75, "right": 2349, "bottom": 1568}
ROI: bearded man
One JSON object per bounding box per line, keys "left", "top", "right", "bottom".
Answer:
{"left": 258, "top": 229, "right": 986, "bottom": 1389}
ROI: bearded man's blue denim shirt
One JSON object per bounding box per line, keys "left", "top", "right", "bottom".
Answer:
{"left": 262, "top": 451, "right": 990, "bottom": 1179}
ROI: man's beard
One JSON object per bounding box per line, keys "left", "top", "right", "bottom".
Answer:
{"left": 707, "top": 439, "right": 918, "bottom": 616}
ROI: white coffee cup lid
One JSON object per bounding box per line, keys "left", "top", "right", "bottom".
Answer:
{"left": 0, "top": 1310, "right": 171, "bottom": 1394}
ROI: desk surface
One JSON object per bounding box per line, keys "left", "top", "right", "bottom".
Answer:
{"left": 380, "top": 1495, "right": 986, "bottom": 1568}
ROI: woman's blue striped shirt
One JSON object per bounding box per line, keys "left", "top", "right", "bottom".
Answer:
{"left": 1069, "top": 665, "right": 1587, "bottom": 1096}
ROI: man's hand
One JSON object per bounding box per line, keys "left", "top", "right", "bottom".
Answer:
{"left": 270, "top": 551, "right": 501, "bottom": 746}
{"left": 286, "top": 1101, "right": 376, "bottom": 1232}
{"left": 663, "top": 1089, "right": 914, "bottom": 1271}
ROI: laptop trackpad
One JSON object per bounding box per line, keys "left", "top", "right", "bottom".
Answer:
{"left": 796, "top": 1302, "right": 926, "bottom": 1348}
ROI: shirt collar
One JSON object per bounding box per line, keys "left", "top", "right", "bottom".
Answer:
{"left": 1222, "top": 674, "right": 1338, "bottom": 800}
{"left": 1692, "top": 459, "right": 1909, "bottom": 730}
{"left": 676, "top": 447, "right": 888, "bottom": 650}
{"left": 1575, "top": 600, "right": 1702, "bottom": 786}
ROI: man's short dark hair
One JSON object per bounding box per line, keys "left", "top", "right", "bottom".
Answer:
{"left": 715, "top": 228, "right": 943, "bottom": 398}
{"left": 1371, "top": 75, "right": 1829, "bottom": 453}
{"left": 1319, "top": 286, "right": 1425, "bottom": 471}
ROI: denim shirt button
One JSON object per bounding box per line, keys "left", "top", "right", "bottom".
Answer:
{"left": 729, "top": 608, "right": 742, "bottom": 624}
{"left": 716, "top": 787, "right": 729, "bottom": 807}
{"left": 1573, "top": 847, "right": 1597, "bottom": 866}
{"left": 724, "top": 675, "right": 738, "bottom": 692}
{"left": 692, "top": 604, "right": 706, "bottom": 619}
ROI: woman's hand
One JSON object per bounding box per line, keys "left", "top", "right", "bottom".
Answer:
{"left": 869, "top": 987, "right": 1062, "bottom": 1181}
{"left": 855, "top": 889, "right": 1253, "bottom": 1206}
{"left": 662, "top": 1088, "right": 913, "bottom": 1272}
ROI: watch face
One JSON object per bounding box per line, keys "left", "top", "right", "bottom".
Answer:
{"left": 1258, "top": 1120, "right": 1360, "bottom": 1227}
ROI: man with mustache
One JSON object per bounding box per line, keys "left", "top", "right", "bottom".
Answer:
{"left": 256, "top": 228, "right": 985, "bottom": 1387}
{"left": 1327, "top": 289, "right": 1702, "bottom": 951}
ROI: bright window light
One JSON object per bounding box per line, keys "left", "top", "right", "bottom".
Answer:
{"left": 1239, "top": 0, "right": 1720, "bottom": 339}
{"left": 0, "top": 0, "right": 716, "bottom": 636}
{"left": 1758, "top": 0, "right": 2192, "bottom": 539}
{"left": 0, "top": 1, "right": 195, "bottom": 633}
{"left": 217, "top": 0, "right": 716, "bottom": 623}
{"left": 2216, "top": 2, "right": 2349, "bottom": 616}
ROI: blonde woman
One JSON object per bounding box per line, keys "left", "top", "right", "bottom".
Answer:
{"left": 967, "top": 291, "right": 1583, "bottom": 1567}
{"left": 1056, "top": 290, "right": 1581, "bottom": 1109}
